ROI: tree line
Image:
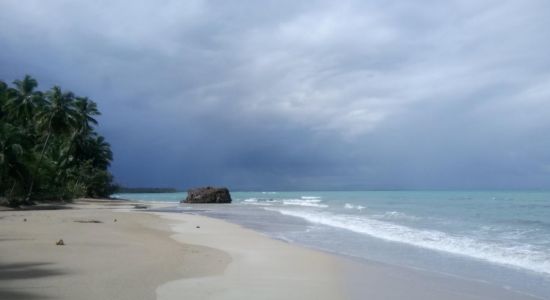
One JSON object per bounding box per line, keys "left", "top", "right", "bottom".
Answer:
{"left": 1, "top": 75, "right": 116, "bottom": 207}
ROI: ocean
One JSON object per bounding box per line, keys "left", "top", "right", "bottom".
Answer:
{"left": 112, "top": 190, "right": 550, "bottom": 298}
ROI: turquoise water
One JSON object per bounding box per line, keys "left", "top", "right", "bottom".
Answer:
{"left": 113, "top": 190, "right": 550, "bottom": 297}
{"left": 113, "top": 192, "right": 188, "bottom": 202}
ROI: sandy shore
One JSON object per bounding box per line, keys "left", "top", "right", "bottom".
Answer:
{"left": 0, "top": 199, "right": 226, "bottom": 300}
{"left": 0, "top": 199, "right": 542, "bottom": 300}
{"left": 156, "top": 212, "right": 348, "bottom": 300}
{"left": 156, "top": 212, "right": 541, "bottom": 300}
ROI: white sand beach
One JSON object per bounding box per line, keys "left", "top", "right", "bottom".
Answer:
{"left": 0, "top": 199, "right": 542, "bottom": 300}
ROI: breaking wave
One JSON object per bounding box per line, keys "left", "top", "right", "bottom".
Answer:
{"left": 268, "top": 208, "right": 550, "bottom": 275}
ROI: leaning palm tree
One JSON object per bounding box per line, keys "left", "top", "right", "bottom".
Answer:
{"left": 39, "top": 86, "right": 79, "bottom": 136}
{"left": 25, "top": 86, "right": 79, "bottom": 201}
{"left": 2, "top": 75, "right": 115, "bottom": 203}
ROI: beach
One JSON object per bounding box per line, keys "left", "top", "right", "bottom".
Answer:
{"left": 0, "top": 199, "right": 205, "bottom": 300}
{"left": 0, "top": 199, "right": 543, "bottom": 299}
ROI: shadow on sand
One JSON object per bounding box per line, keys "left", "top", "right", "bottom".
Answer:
{"left": 0, "top": 262, "right": 68, "bottom": 299}
{"left": 0, "top": 204, "right": 73, "bottom": 212}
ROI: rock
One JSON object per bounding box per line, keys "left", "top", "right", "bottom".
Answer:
{"left": 183, "top": 186, "right": 232, "bottom": 204}
{"left": 56, "top": 239, "right": 64, "bottom": 246}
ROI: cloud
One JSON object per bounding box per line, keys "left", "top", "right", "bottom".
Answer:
{"left": 1, "top": 0, "right": 550, "bottom": 189}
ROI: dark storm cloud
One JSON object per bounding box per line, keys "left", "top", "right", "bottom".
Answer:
{"left": 1, "top": 0, "right": 550, "bottom": 189}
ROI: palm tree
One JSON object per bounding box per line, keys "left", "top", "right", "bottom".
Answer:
{"left": 67, "top": 97, "right": 100, "bottom": 162}
{"left": 90, "top": 135, "right": 113, "bottom": 169}
{"left": 39, "top": 86, "right": 78, "bottom": 135}
{"left": 0, "top": 80, "right": 7, "bottom": 93}
{"left": 74, "top": 97, "right": 99, "bottom": 135}
{"left": 26, "top": 86, "right": 79, "bottom": 200}
{"left": 66, "top": 135, "right": 113, "bottom": 197}
{"left": 0, "top": 123, "right": 30, "bottom": 204}
{"left": 4, "top": 75, "right": 44, "bottom": 126}
{"left": 2, "top": 75, "right": 115, "bottom": 203}
{"left": 0, "top": 80, "right": 9, "bottom": 119}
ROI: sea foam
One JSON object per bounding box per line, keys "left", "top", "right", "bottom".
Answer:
{"left": 344, "top": 203, "right": 366, "bottom": 211}
{"left": 282, "top": 199, "right": 328, "bottom": 208}
{"left": 269, "top": 208, "right": 550, "bottom": 275}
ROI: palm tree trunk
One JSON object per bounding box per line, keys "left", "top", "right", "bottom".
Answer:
{"left": 25, "top": 119, "right": 53, "bottom": 202}
{"left": 73, "top": 176, "right": 81, "bottom": 195}
{"left": 9, "top": 180, "right": 16, "bottom": 197}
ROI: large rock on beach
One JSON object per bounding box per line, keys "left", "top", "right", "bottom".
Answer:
{"left": 183, "top": 187, "right": 232, "bottom": 203}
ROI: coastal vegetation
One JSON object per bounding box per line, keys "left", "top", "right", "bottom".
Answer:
{"left": 0, "top": 75, "right": 115, "bottom": 207}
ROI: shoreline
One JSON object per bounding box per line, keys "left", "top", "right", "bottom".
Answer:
{"left": 144, "top": 192, "right": 550, "bottom": 299}
{"left": 155, "top": 212, "right": 348, "bottom": 300}
{"left": 155, "top": 210, "right": 543, "bottom": 300}
{"left": 0, "top": 199, "right": 543, "bottom": 299}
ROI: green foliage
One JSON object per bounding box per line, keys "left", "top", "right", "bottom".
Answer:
{"left": 0, "top": 75, "right": 115, "bottom": 206}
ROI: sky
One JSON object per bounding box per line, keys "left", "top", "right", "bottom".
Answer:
{"left": 1, "top": 0, "right": 550, "bottom": 190}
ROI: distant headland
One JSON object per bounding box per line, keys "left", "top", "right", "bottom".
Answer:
{"left": 116, "top": 187, "right": 179, "bottom": 193}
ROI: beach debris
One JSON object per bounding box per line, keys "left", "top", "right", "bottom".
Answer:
{"left": 74, "top": 219, "right": 103, "bottom": 223}
{"left": 196, "top": 225, "right": 200, "bottom": 228}
{"left": 114, "top": 218, "right": 117, "bottom": 222}
{"left": 23, "top": 218, "right": 27, "bottom": 222}
{"left": 133, "top": 204, "right": 148, "bottom": 209}
{"left": 56, "top": 239, "right": 65, "bottom": 246}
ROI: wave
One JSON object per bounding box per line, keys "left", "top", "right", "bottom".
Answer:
{"left": 373, "top": 211, "right": 420, "bottom": 221}
{"left": 241, "top": 197, "right": 328, "bottom": 208}
{"left": 344, "top": 203, "right": 366, "bottom": 211}
{"left": 240, "top": 198, "right": 275, "bottom": 206}
{"left": 504, "top": 219, "right": 550, "bottom": 229}
{"left": 282, "top": 199, "right": 328, "bottom": 208}
{"left": 269, "top": 209, "right": 550, "bottom": 275}
{"left": 301, "top": 196, "right": 321, "bottom": 200}
{"left": 245, "top": 202, "right": 274, "bottom": 206}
